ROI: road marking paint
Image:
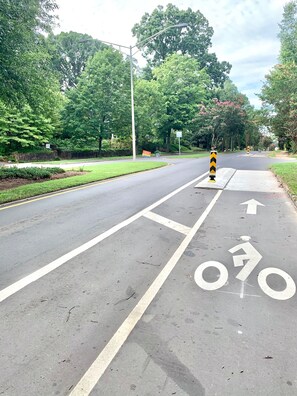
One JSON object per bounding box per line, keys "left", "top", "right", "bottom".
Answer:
{"left": 143, "top": 211, "right": 191, "bottom": 235}
{"left": 240, "top": 236, "right": 251, "bottom": 241}
{"left": 216, "top": 290, "right": 261, "bottom": 298}
{"left": 194, "top": 261, "right": 228, "bottom": 291}
{"left": 0, "top": 172, "right": 208, "bottom": 304}
{"left": 229, "top": 242, "right": 262, "bottom": 282}
{"left": 69, "top": 190, "right": 222, "bottom": 396}
{"left": 240, "top": 281, "right": 245, "bottom": 299}
{"left": 258, "top": 267, "right": 296, "bottom": 300}
{"left": 240, "top": 199, "right": 265, "bottom": 215}
{"left": 238, "top": 330, "right": 243, "bottom": 334}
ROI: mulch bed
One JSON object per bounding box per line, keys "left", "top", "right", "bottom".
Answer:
{"left": 0, "top": 171, "right": 84, "bottom": 191}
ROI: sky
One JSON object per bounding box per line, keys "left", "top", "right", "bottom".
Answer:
{"left": 54, "top": 0, "right": 290, "bottom": 108}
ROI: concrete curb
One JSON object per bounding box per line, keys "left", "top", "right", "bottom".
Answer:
{"left": 194, "top": 168, "right": 236, "bottom": 190}
{"left": 274, "top": 173, "right": 297, "bottom": 210}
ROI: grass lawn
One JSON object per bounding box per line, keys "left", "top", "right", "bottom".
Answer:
{"left": 271, "top": 162, "right": 297, "bottom": 196}
{"left": 269, "top": 151, "right": 297, "bottom": 159}
{"left": 0, "top": 161, "right": 167, "bottom": 204}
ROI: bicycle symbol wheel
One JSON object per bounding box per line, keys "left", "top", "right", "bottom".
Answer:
{"left": 258, "top": 267, "right": 296, "bottom": 300}
{"left": 194, "top": 261, "right": 228, "bottom": 291}
{"left": 194, "top": 261, "right": 296, "bottom": 300}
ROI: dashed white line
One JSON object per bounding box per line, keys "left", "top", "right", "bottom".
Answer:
{"left": 143, "top": 211, "right": 191, "bottom": 235}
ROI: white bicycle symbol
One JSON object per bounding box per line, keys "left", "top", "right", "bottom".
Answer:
{"left": 194, "top": 242, "right": 296, "bottom": 301}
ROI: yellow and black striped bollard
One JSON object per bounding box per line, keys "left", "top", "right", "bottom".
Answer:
{"left": 246, "top": 146, "right": 250, "bottom": 154}
{"left": 209, "top": 150, "right": 217, "bottom": 183}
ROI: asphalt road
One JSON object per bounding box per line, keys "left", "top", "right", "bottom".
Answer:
{"left": 1, "top": 152, "right": 296, "bottom": 396}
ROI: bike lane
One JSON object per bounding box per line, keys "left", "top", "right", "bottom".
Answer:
{"left": 91, "top": 170, "right": 297, "bottom": 395}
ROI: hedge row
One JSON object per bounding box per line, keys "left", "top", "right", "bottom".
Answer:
{"left": 0, "top": 167, "right": 65, "bottom": 180}
{"left": 6, "top": 149, "right": 133, "bottom": 162}
{"left": 57, "top": 149, "right": 132, "bottom": 159}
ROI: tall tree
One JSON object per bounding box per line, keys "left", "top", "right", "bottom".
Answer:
{"left": 134, "top": 79, "right": 167, "bottom": 149}
{"left": 61, "top": 48, "right": 131, "bottom": 153}
{"left": 0, "top": 0, "right": 63, "bottom": 153}
{"left": 153, "top": 53, "right": 211, "bottom": 150}
{"left": 279, "top": 0, "right": 297, "bottom": 63}
{"left": 132, "top": 3, "right": 231, "bottom": 86}
{"left": 260, "top": 1, "right": 297, "bottom": 151}
{"left": 46, "top": 32, "right": 106, "bottom": 91}
{"left": 196, "top": 99, "right": 247, "bottom": 150}
{"left": 261, "top": 63, "right": 297, "bottom": 150}
{"left": 0, "top": 0, "right": 58, "bottom": 105}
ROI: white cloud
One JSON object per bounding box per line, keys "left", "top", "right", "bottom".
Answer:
{"left": 54, "top": 0, "right": 290, "bottom": 107}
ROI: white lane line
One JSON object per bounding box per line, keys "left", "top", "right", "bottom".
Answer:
{"left": 143, "top": 211, "right": 191, "bottom": 235}
{"left": 69, "top": 190, "right": 222, "bottom": 396}
{"left": 240, "top": 281, "right": 245, "bottom": 299}
{"left": 0, "top": 172, "right": 208, "bottom": 304}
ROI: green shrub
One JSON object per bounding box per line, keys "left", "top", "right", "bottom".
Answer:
{"left": 0, "top": 167, "right": 65, "bottom": 180}
{"left": 170, "top": 144, "right": 192, "bottom": 152}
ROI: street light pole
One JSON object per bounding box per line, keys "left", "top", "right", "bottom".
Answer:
{"left": 129, "top": 45, "right": 137, "bottom": 160}
{"left": 85, "top": 23, "right": 187, "bottom": 161}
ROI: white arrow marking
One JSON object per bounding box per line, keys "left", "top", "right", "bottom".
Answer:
{"left": 240, "top": 199, "right": 265, "bottom": 215}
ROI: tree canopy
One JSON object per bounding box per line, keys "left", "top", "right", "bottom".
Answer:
{"left": 134, "top": 79, "right": 167, "bottom": 149}
{"left": 260, "top": 0, "right": 297, "bottom": 151}
{"left": 0, "top": 0, "right": 63, "bottom": 155}
{"left": 132, "top": 3, "right": 231, "bottom": 86}
{"left": 153, "top": 53, "right": 211, "bottom": 150}
{"left": 261, "top": 63, "right": 297, "bottom": 150}
{"left": 196, "top": 99, "right": 247, "bottom": 149}
{"left": 61, "top": 48, "right": 131, "bottom": 153}
{"left": 0, "top": 0, "right": 58, "bottom": 105}
{"left": 46, "top": 31, "right": 106, "bottom": 91}
{"left": 0, "top": 2, "right": 259, "bottom": 157}
{"left": 279, "top": 0, "right": 297, "bottom": 63}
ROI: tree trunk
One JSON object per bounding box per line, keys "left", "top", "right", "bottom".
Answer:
{"left": 98, "top": 136, "right": 103, "bottom": 155}
{"left": 166, "top": 128, "right": 171, "bottom": 152}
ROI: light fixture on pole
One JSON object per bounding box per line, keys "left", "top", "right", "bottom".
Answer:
{"left": 83, "top": 23, "right": 187, "bottom": 160}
